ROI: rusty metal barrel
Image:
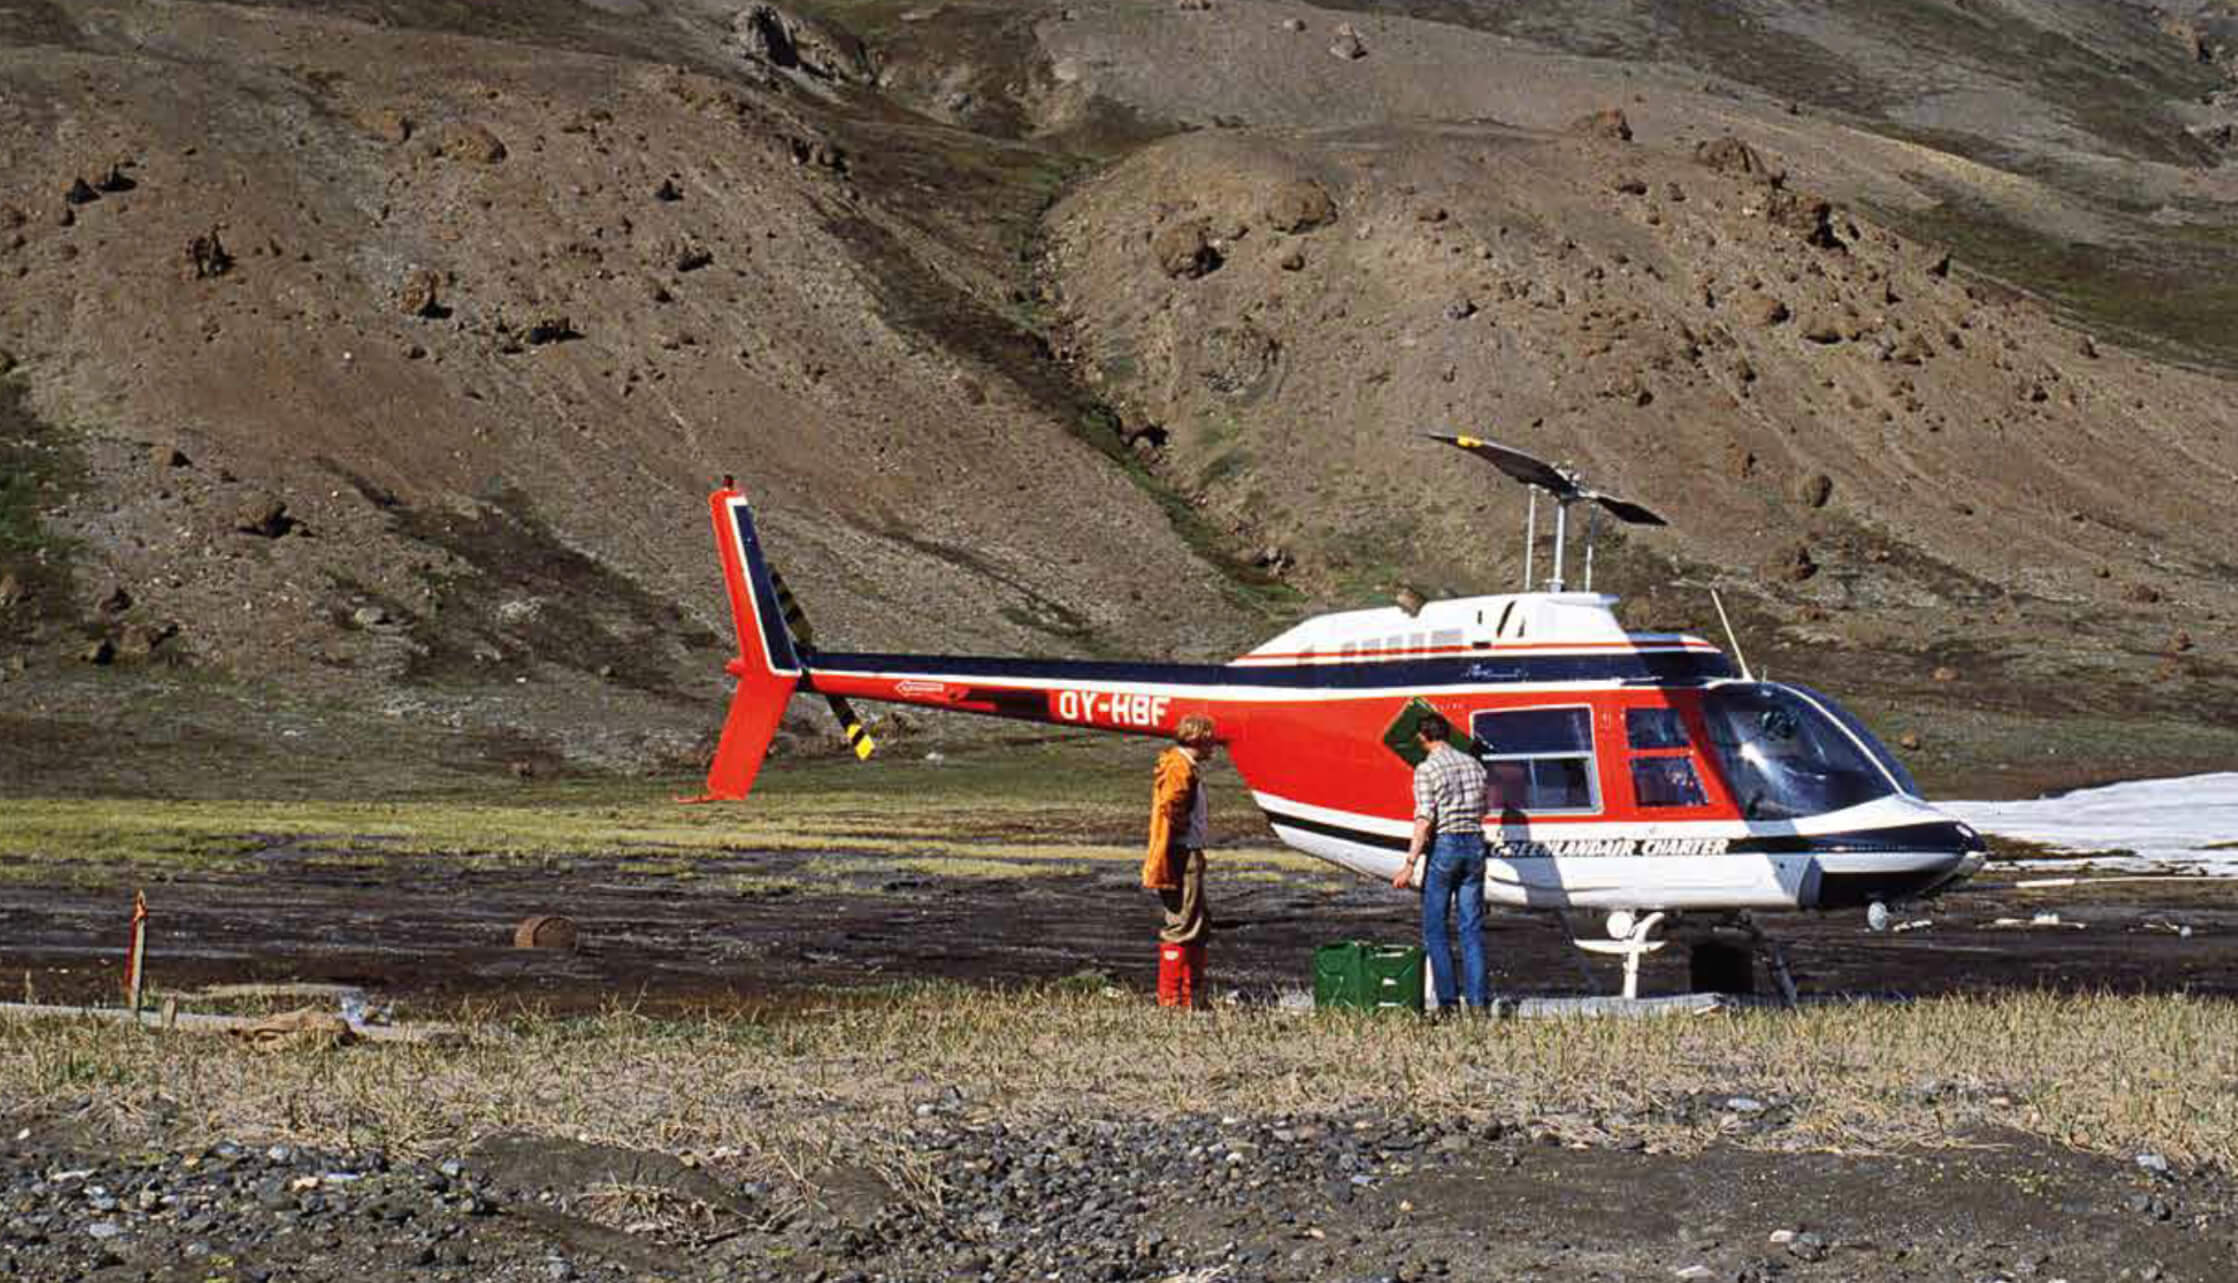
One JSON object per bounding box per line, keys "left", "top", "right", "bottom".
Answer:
{"left": 512, "top": 915, "right": 579, "bottom": 951}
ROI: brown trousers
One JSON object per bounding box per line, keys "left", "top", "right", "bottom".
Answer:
{"left": 1156, "top": 848, "right": 1209, "bottom": 944}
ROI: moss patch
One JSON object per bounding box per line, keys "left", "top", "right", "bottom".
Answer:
{"left": 0, "top": 380, "right": 86, "bottom": 643}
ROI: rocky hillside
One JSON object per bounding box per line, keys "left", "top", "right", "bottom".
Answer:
{"left": 3, "top": 0, "right": 2236, "bottom": 795}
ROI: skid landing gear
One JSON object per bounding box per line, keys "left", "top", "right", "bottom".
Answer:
{"left": 1566, "top": 910, "right": 1798, "bottom": 1006}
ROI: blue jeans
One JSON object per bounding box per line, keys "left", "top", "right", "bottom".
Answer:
{"left": 1421, "top": 832, "right": 1489, "bottom": 1009}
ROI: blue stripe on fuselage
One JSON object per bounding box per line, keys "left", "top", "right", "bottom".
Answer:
{"left": 803, "top": 649, "right": 1734, "bottom": 690}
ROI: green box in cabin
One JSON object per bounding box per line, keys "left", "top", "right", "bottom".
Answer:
{"left": 1313, "top": 941, "right": 1426, "bottom": 1013}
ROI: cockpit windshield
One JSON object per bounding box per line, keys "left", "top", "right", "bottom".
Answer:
{"left": 1699, "top": 684, "right": 1907, "bottom": 820}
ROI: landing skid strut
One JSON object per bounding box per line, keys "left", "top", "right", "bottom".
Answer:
{"left": 1561, "top": 910, "right": 1798, "bottom": 1006}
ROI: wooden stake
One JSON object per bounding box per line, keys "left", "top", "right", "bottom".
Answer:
{"left": 123, "top": 890, "right": 148, "bottom": 1019}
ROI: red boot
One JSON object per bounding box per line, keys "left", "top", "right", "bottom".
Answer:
{"left": 1157, "top": 943, "right": 1186, "bottom": 1007}
{"left": 1181, "top": 942, "right": 1208, "bottom": 1009}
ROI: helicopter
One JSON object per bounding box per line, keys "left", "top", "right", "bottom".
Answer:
{"left": 696, "top": 435, "right": 1986, "bottom": 1000}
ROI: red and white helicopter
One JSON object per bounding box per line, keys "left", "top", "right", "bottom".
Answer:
{"left": 699, "top": 436, "right": 1985, "bottom": 998}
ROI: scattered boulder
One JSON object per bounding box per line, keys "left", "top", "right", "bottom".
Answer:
{"left": 1748, "top": 295, "right": 1790, "bottom": 327}
{"left": 1766, "top": 190, "right": 1840, "bottom": 248}
{"left": 98, "top": 584, "right": 132, "bottom": 615}
{"left": 1151, "top": 220, "right": 1221, "bottom": 279}
{"left": 1795, "top": 472, "right": 1834, "bottom": 508}
{"left": 0, "top": 571, "right": 22, "bottom": 609}
{"left": 1278, "top": 249, "right": 1305, "bottom": 271}
{"left": 1328, "top": 22, "right": 1366, "bottom": 59}
{"left": 1612, "top": 176, "right": 1648, "bottom": 196}
{"left": 118, "top": 621, "right": 179, "bottom": 659}
{"left": 95, "top": 163, "right": 134, "bottom": 194}
{"left": 358, "top": 106, "right": 414, "bottom": 145}
{"left": 1176, "top": 0, "right": 1211, "bottom": 10}
{"left": 1932, "top": 665, "right": 1958, "bottom": 683}
{"left": 1198, "top": 324, "right": 1279, "bottom": 398}
{"left": 731, "top": 5, "right": 871, "bottom": 82}
{"left": 524, "top": 316, "right": 579, "bottom": 345}
{"left": 1263, "top": 178, "right": 1337, "bottom": 233}
{"left": 1569, "top": 107, "right": 1633, "bottom": 142}
{"left": 2078, "top": 333, "right": 2099, "bottom": 359}
{"left": 1898, "top": 732, "right": 1922, "bottom": 750}
{"left": 1771, "top": 541, "right": 1818, "bottom": 582}
{"left": 64, "top": 177, "right": 99, "bottom": 206}
{"left": 674, "top": 244, "right": 714, "bottom": 272}
{"left": 654, "top": 177, "right": 683, "bottom": 202}
{"left": 1801, "top": 316, "right": 1845, "bottom": 343}
{"left": 398, "top": 268, "right": 446, "bottom": 318}
{"left": 0, "top": 348, "right": 15, "bottom": 375}
{"left": 1892, "top": 333, "right": 1935, "bottom": 365}
{"left": 235, "top": 494, "right": 294, "bottom": 538}
{"left": 2124, "top": 583, "right": 2164, "bottom": 604}
{"left": 186, "top": 228, "right": 232, "bottom": 279}
{"left": 151, "top": 443, "right": 190, "bottom": 468}
{"left": 437, "top": 122, "right": 507, "bottom": 164}
{"left": 80, "top": 638, "right": 115, "bottom": 666}
{"left": 1694, "top": 135, "right": 1765, "bottom": 179}
{"left": 2169, "top": 630, "right": 2195, "bottom": 653}
{"left": 352, "top": 604, "right": 391, "bottom": 629}
{"left": 1280, "top": 16, "right": 1305, "bottom": 31}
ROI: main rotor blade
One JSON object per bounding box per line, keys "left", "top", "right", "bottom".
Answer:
{"left": 1424, "top": 433, "right": 1581, "bottom": 499}
{"left": 1590, "top": 494, "right": 1667, "bottom": 527}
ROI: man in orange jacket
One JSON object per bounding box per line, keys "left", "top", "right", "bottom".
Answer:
{"left": 1143, "top": 713, "right": 1219, "bottom": 1007}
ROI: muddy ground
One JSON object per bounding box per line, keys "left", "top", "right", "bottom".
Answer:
{"left": 9, "top": 813, "right": 2238, "bottom": 1281}
{"left": 6, "top": 838, "right": 2233, "bottom": 1015}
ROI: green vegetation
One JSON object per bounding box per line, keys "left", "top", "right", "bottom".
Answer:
{"left": 1881, "top": 191, "right": 2238, "bottom": 371}
{"left": 5, "top": 988, "right": 2236, "bottom": 1171}
{"left": 0, "top": 379, "right": 86, "bottom": 640}
{"left": 0, "top": 748, "right": 1315, "bottom": 883}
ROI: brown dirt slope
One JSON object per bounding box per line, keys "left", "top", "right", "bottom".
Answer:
{"left": 0, "top": 0, "right": 1263, "bottom": 790}
{"left": 4, "top": 0, "right": 2238, "bottom": 793}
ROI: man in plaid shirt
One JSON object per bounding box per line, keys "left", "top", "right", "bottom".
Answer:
{"left": 1390, "top": 711, "right": 1491, "bottom": 1013}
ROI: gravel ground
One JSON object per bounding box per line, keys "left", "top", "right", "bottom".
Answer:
{"left": 7, "top": 1092, "right": 2231, "bottom": 1282}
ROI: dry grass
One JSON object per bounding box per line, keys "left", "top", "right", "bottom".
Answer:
{"left": 4, "top": 988, "right": 2235, "bottom": 1176}
{"left": 0, "top": 789, "right": 1319, "bottom": 892}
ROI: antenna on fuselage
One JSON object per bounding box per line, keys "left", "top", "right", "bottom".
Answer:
{"left": 1710, "top": 587, "right": 1755, "bottom": 682}
{"left": 1424, "top": 433, "right": 1667, "bottom": 593}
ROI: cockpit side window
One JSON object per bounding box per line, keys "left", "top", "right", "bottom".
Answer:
{"left": 1625, "top": 707, "right": 1690, "bottom": 750}
{"left": 1699, "top": 684, "right": 1899, "bottom": 820}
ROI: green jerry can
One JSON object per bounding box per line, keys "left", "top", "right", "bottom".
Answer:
{"left": 1313, "top": 941, "right": 1426, "bottom": 1013}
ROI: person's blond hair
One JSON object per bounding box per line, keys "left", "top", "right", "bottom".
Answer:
{"left": 1174, "top": 713, "right": 1218, "bottom": 746}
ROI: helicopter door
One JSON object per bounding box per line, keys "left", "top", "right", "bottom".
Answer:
{"left": 1469, "top": 706, "right": 1601, "bottom": 815}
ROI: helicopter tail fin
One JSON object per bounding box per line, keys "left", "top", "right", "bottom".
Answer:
{"left": 698, "top": 482, "right": 803, "bottom": 801}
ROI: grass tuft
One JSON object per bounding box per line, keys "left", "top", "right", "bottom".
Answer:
{"left": 3, "top": 989, "right": 2235, "bottom": 1174}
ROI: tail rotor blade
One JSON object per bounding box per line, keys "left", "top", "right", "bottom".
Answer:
{"left": 826, "top": 694, "right": 876, "bottom": 760}
{"left": 767, "top": 564, "right": 876, "bottom": 759}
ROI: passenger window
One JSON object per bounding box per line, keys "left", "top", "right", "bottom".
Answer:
{"left": 1626, "top": 707, "right": 1690, "bottom": 750}
{"left": 1471, "top": 707, "right": 1599, "bottom": 813}
{"left": 1631, "top": 757, "right": 1707, "bottom": 808}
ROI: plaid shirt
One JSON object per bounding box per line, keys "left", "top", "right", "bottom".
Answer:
{"left": 1413, "top": 742, "right": 1488, "bottom": 835}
